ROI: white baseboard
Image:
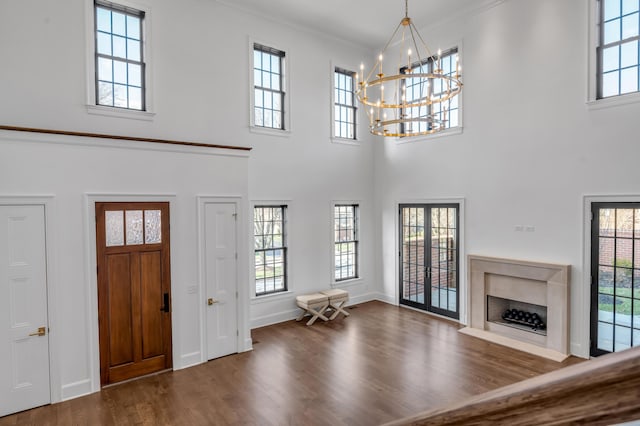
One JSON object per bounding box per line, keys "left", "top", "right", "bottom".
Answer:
{"left": 251, "top": 308, "right": 299, "bottom": 329}
{"left": 178, "top": 351, "right": 202, "bottom": 370}
{"left": 242, "top": 338, "right": 253, "bottom": 352}
{"left": 570, "top": 342, "right": 588, "bottom": 359}
{"left": 61, "top": 379, "right": 93, "bottom": 401}
{"left": 371, "top": 292, "right": 396, "bottom": 305}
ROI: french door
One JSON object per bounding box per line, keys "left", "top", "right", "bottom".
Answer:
{"left": 96, "top": 202, "right": 172, "bottom": 385}
{"left": 591, "top": 203, "right": 640, "bottom": 356}
{"left": 399, "top": 204, "right": 459, "bottom": 319}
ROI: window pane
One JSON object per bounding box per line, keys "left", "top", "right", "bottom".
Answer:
{"left": 126, "top": 210, "right": 143, "bottom": 245}
{"left": 605, "top": 0, "right": 621, "bottom": 21}
{"left": 604, "top": 19, "right": 621, "bottom": 44}
{"left": 127, "top": 39, "right": 141, "bottom": 62}
{"left": 603, "top": 46, "right": 620, "bottom": 72}
{"left": 128, "top": 63, "right": 141, "bottom": 87}
{"left": 620, "top": 40, "right": 638, "bottom": 68}
{"left": 113, "top": 36, "right": 126, "bottom": 58}
{"left": 602, "top": 70, "right": 620, "bottom": 97}
{"left": 113, "top": 60, "right": 127, "bottom": 84}
{"left": 98, "top": 82, "right": 113, "bottom": 106}
{"left": 144, "top": 210, "right": 161, "bottom": 244}
{"left": 129, "top": 87, "right": 142, "bottom": 110}
{"left": 98, "top": 57, "right": 113, "bottom": 82}
{"left": 622, "top": 13, "right": 639, "bottom": 39}
{"left": 114, "top": 84, "right": 127, "bottom": 107}
{"left": 624, "top": 0, "right": 640, "bottom": 13}
{"left": 112, "top": 11, "right": 126, "bottom": 36}
{"left": 97, "top": 32, "right": 112, "bottom": 55}
{"left": 621, "top": 66, "right": 638, "bottom": 93}
{"left": 106, "top": 211, "right": 124, "bottom": 246}
{"left": 126, "top": 15, "right": 140, "bottom": 40}
{"left": 255, "top": 89, "right": 263, "bottom": 107}
{"left": 96, "top": 7, "right": 111, "bottom": 32}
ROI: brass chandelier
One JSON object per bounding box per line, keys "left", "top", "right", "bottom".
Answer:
{"left": 356, "top": 0, "right": 463, "bottom": 137}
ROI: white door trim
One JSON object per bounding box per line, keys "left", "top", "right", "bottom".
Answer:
{"left": 84, "top": 193, "right": 177, "bottom": 394}
{"left": 197, "top": 196, "right": 251, "bottom": 365}
{"left": 0, "top": 195, "right": 60, "bottom": 405}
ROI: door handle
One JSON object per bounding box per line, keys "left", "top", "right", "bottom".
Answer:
{"left": 207, "top": 298, "right": 219, "bottom": 306}
{"left": 29, "top": 327, "right": 46, "bottom": 337}
{"left": 160, "top": 293, "right": 170, "bottom": 313}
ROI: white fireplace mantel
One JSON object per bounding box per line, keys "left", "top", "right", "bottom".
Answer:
{"left": 459, "top": 255, "right": 570, "bottom": 362}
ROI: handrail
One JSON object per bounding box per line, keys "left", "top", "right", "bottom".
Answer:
{"left": 384, "top": 345, "right": 640, "bottom": 426}
{"left": 0, "top": 125, "right": 252, "bottom": 151}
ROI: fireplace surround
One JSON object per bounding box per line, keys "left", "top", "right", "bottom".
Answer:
{"left": 459, "top": 255, "right": 570, "bottom": 361}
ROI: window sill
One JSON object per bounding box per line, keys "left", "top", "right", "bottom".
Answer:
{"left": 331, "top": 136, "right": 361, "bottom": 146}
{"left": 249, "top": 125, "right": 291, "bottom": 138}
{"left": 332, "top": 277, "right": 363, "bottom": 288}
{"left": 587, "top": 92, "right": 640, "bottom": 110}
{"left": 394, "top": 126, "right": 463, "bottom": 144}
{"left": 86, "top": 105, "right": 156, "bottom": 121}
{"left": 251, "top": 290, "right": 293, "bottom": 304}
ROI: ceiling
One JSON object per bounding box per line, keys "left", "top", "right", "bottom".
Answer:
{"left": 217, "top": 0, "right": 503, "bottom": 50}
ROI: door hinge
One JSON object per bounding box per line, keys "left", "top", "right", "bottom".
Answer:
{"left": 236, "top": 291, "right": 238, "bottom": 299}
{"left": 235, "top": 253, "right": 238, "bottom": 259}
{"left": 236, "top": 330, "right": 239, "bottom": 336}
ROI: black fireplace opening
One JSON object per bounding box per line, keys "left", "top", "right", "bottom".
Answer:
{"left": 487, "top": 295, "right": 548, "bottom": 336}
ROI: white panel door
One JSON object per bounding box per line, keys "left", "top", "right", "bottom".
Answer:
{"left": 205, "top": 202, "right": 238, "bottom": 360}
{"left": 0, "top": 205, "right": 50, "bottom": 417}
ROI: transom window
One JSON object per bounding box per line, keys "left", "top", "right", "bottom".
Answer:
{"left": 334, "top": 68, "right": 357, "bottom": 139}
{"left": 253, "top": 44, "right": 285, "bottom": 130}
{"left": 95, "top": 1, "right": 145, "bottom": 110}
{"left": 334, "top": 204, "right": 359, "bottom": 281}
{"left": 598, "top": 0, "right": 640, "bottom": 98}
{"left": 105, "top": 209, "right": 161, "bottom": 247}
{"left": 254, "top": 206, "right": 287, "bottom": 296}
{"left": 400, "top": 48, "right": 460, "bottom": 135}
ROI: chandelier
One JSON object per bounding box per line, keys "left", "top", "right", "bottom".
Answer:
{"left": 356, "top": 0, "right": 463, "bottom": 137}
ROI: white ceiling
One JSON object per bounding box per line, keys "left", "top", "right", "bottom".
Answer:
{"left": 217, "top": 0, "right": 503, "bottom": 50}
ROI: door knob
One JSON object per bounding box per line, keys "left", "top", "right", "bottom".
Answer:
{"left": 29, "top": 327, "right": 46, "bottom": 337}
{"left": 207, "top": 298, "right": 218, "bottom": 305}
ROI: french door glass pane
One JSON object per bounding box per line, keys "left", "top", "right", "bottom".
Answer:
{"left": 593, "top": 204, "right": 640, "bottom": 355}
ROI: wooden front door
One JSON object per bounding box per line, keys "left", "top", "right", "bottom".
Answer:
{"left": 96, "top": 202, "right": 172, "bottom": 385}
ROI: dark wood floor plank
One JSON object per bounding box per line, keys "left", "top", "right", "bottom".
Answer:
{"left": 0, "top": 301, "right": 582, "bottom": 425}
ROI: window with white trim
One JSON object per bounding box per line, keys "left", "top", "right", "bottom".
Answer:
{"left": 95, "top": 1, "right": 145, "bottom": 110}
{"left": 334, "top": 67, "right": 357, "bottom": 140}
{"left": 400, "top": 48, "right": 460, "bottom": 135}
{"left": 597, "top": 0, "right": 640, "bottom": 98}
{"left": 254, "top": 205, "right": 287, "bottom": 296}
{"left": 334, "top": 204, "right": 359, "bottom": 281}
{"left": 253, "top": 44, "right": 286, "bottom": 130}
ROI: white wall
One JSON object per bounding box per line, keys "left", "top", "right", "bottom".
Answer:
{"left": 0, "top": 0, "right": 377, "bottom": 402}
{"left": 375, "top": 0, "right": 640, "bottom": 358}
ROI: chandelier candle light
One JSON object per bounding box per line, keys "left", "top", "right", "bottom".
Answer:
{"left": 356, "top": 0, "right": 463, "bottom": 137}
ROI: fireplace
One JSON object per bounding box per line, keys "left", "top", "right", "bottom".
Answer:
{"left": 459, "top": 255, "right": 570, "bottom": 361}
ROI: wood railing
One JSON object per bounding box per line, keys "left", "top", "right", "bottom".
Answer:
{"left": 0, "top": 125, "right": 252, "bottom": 151}
{"left": 385, "top": 345, "right": 640, "bottom": 426}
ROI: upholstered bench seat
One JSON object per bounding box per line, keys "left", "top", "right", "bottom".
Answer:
{"left": 295, "top": 293, "right": 329, "bottom": 325}
{"left": 320, "top": 289, "right": 350, "bottom": 320}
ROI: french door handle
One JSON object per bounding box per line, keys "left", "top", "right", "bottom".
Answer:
{"left": 160, "top": 293, "right": 170, "bottom": 313}
{"left": 29, "top": 326, "right": 46, "bottom": 337}
{"left": 425, "top": 267, "right": 432, "bottom": 278}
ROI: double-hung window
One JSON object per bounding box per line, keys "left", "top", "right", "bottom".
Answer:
{"left": 254, "top": 206, "right": 287, "bottom": 296}
{"left": 333, "top": 67, "right": 357, "bottom": 140}
{"left": 334, "top": 204, "right": 359, "bottom": 282}
{"left": 95, "top": 1, "right": 145, "bottom": 110}
{"left": 400, "top": 48, "right": 460, "bottom": 135}
{"left": 597, "top": 0, "right": 640, "bottom": 98}
{"left": 253, "top": 44, "right": 285, "bottom": 130}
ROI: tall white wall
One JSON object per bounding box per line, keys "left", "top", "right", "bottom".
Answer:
{"left": 375, "top": 0, "right": 640, "bottom": 358}
{"left": 0, "top": 0, "right": 376, "bottom": 403}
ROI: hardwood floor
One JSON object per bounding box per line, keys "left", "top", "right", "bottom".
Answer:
{"left": 0, "top": 301, "right": 582, "bottom": 426}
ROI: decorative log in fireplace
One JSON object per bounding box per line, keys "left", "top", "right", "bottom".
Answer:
{"left": 460, "top": 255, "right": 570, "bottom": 362}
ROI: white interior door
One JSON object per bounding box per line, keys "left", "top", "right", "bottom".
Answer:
{"left": 205, "top": 202, "right": 238, "bottom": 360}
{"left": 0, "top": 205, "right": 50, "bottom": 417}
